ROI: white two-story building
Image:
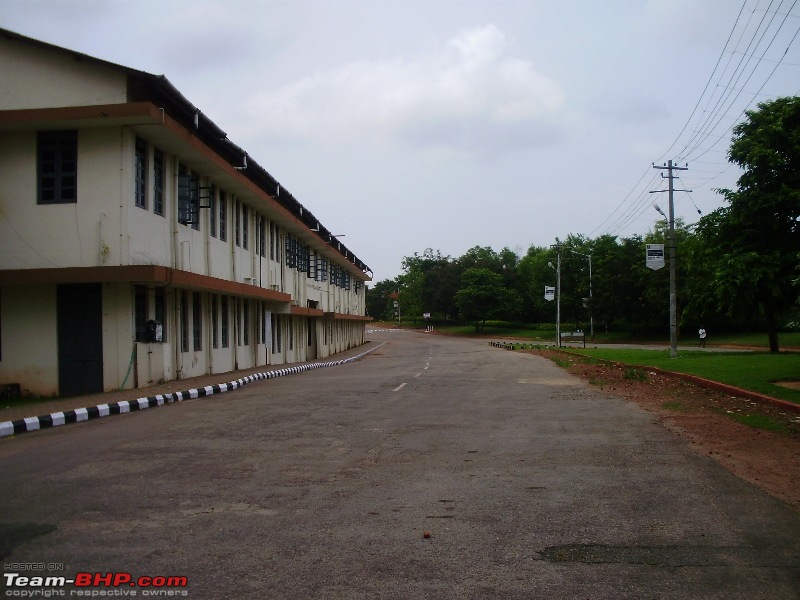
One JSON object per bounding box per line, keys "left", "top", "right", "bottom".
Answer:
{"left": 0, "top": 29, "right": 372, "bottom": 398}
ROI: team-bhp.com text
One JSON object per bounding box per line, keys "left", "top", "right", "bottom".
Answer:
{"left": 4, "top": 572, "right": 188, "bottom": 597}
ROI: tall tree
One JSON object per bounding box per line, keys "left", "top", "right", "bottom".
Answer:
{"left": 454, "top": 268, "right": 520, "bottom": 333}
{"left": 399, "top": 249, "right": 458, "bottom": 320}
{"left": 366, "top": 279, "right": 401, "bottom": 321}
{"left": 692, "top": 96, "right": 800, "bottom": 351}
{"left": 517, "top": 245, "right": 553, "bottom": 324}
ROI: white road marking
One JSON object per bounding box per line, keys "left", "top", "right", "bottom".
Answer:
{"left": 393, "top": 383, "right": 408, "bottom": 392}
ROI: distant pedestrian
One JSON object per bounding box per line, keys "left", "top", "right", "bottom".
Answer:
{"left": 698, "top": 327, "right": 707, "bottom": 348}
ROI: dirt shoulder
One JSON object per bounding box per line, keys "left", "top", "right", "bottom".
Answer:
{"left": 530, "top": 349, "right": 800, "bottom": 513}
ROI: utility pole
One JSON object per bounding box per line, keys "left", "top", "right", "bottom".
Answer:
{"left": 651, "top": 160, "right": 689, "bottom": 359}
{"left": 549, "top": 243, "right": 562, "bottom": 348}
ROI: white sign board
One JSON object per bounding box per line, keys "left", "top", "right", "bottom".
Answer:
{"left": 544, "top": 286, "right": 555, "bottom": 301}
{"left": 646, "top": 244, "right": 665, "bottom": 270}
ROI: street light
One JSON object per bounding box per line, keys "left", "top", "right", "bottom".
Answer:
{"left": 548, "top": 252, "right": 561, "bottom": 348}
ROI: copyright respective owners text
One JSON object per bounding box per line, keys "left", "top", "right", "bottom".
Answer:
{"left": 3, "top": 564, "right": 189, "bottom": 597}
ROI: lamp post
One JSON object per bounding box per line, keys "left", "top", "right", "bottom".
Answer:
{"left": 569, "top": 249, "right": 593, "bottom": 339}
{"left": 548, "top": 249, "right": 561, "bottom": 348}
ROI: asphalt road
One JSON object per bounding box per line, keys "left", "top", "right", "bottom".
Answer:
{"left": 1, "top": 330, "right": 798, "bottom": 599}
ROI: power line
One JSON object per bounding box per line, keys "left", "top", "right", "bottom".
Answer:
{"left": 592, "top": 0, "right": 799, "bottom": 241}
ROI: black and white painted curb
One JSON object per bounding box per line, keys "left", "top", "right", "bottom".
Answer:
{"left": 0, "top": 342, "right": 387, "bottom": 439}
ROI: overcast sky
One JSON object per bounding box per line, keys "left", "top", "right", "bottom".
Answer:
{"left": 3, "top": 0, "right": 798, "bottom": 281}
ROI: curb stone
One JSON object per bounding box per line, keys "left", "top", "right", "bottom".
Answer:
{"left": 0, "top": 342, "right": 387, "bottom": 439}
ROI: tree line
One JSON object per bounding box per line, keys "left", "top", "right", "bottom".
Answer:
{"left": 366, "top": 97, "right": 800, "bottom": 352}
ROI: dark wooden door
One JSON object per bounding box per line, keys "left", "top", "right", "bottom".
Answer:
{"left": 57, "top": 283, "right": 103, "bottom": 397}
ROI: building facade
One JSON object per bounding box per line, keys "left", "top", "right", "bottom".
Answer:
{"left": 0, "top": 29, "right": 371, "bottom": 397}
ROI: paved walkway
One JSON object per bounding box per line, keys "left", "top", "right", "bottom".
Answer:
{"left": 0, "top": 343, "right": 378, "bottom": 425}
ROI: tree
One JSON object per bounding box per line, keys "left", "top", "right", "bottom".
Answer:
{"left": 692, "top": 96, "right": 800, "bottom": 352}
{"left": 366, "top": 279, "right": 400, "bottom": 321}
{"left": 399, "top": 249, "right": 458, "bottom": 320}
{"left": 454, "top": 268, "right": 520, "bottom": 333}
{"left": 516, "top": 245, "right": 553, "bottom": 323}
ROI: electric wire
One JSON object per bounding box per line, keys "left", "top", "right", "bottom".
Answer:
{"left": 592, "top": 0, "right": 799, "bottom": 240}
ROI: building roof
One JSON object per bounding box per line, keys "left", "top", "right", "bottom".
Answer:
{"left": 0, "top": 28, "right": 371, "bottom": 277}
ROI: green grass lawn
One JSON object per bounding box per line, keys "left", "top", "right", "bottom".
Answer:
{"left": 563, "top": 348, "right": 800, "bottom": 405}
{"left": 379, "top": 321, "right": 800, "bottom": 349}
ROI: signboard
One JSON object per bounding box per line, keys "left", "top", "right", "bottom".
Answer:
{"left": 646, "top": 244, "right": 665, "bottom": 270}
{"left": 544, "top": 286, "right": 555, "bottom": 301}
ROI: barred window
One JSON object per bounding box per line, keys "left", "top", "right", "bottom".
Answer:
{"left": 177, "top": 165, "right": 199, "bottom": 227}
{"left": 180, "top": 291, "right": 189, "bottom": 352}
{"left": 38, "top": 130, "right": 77, "bottom": 204}
{"left": 219, "top": 192, "right": 227, "bottom": 242}
{"left": 316, "top": 257, "right": 328, "bottom": 282}
{"left": 242, "top": 204, "right": 249, "bottom": 250}
{"left": 192, "top": 292, "right": 202, "bottom": 351}
{"left": 209, "top": 186, "right": 217, "bottom": 238}
{"left": 221, "top": 295, "right": 229, "bottom": 348}
{"left": 234, "top": 199, "right": 241, "bottom": 246}
{"left": 153, "top": 148, "right": 164, "bottom": 216}
{"left": 211, "top": 294, "right": 219, "bottom": 349}
{"left": 134, "top": 137, "right": 147, "bottom": 209}
{"left": 259, "top": 217, "right": 266, "bottom": 257}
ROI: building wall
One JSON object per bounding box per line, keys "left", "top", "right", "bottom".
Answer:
{"left": 0, "top": 35, "right": 127, "bottom": 110}
{"left": 0, "top": 129, "right": 125, "bottom": 270}
{"left": 0, "top": 285, "right": 59, "bottom": 396}
{"left": 0, "top": 33, "right": 370, "bottom": 397}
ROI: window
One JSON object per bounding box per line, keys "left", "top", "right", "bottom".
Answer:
{"left": 298, "top": 243, "right": 309, "bottom": 274}
{"left": 270, "top": 222, "right": 282, "bottom": 263}
{"left": 235, "top": 299, "right": 241, "bottom": 346}
{"left": 308, "top": 252, "right": 316, "bottom": 279}
{"left": 134, "top": 137, "right": 147, "bottom": 209}
{"left": 291, "top": 236, "right": 299, "bottom": 268}
{"left": 221, "top": 295, "right": 229, "bottom": 348}
{"left": 259, "top": 217, "right": 266, "bottom": 258}
{"left": 192, "top": 292, "right": 202, "bottom": 351}
{"left": 234, "top": 199, "right": 241, "bottom": 246}
{"left": 38, "top": 130, "right": 77, "bottom": 204}
{"left": 269, "top": 222, "right": 275, "bottom": 261}
{"left": 242, "top": 205, "right": 248, "bottom": 250}
{"left": 154, "top": 287, "right": 166, "bottom": 341}
{"left": 242, "top": 300, "right": 249, "bottom": 346}
{"left": 180, "top": 291, "right": 189, "bottom": 352}
{"left": 134, "top": 285, "right": 147, "bottom": 342}
{"left": 271, "top": 314, "right": 281, "bottom": 353}
{"left": 261, "top": 304, "right": 269, "bottom": 344}
{"left": 219, "top": 192, "right": 227, "bottom": 242}
{"left": 211, "top": 294, "right": 219, "bottom": 348}
{"left": 177, "top": 165, "right": 199, "bottom": 227}
{"left": 209, "top": 186, "right": 217, "bottom": 238}
{"left": 153, "top": 148, "right": 164, "bottom": 216}
{"left": 190, "top": 173, "right": 200, "bottom": 231}
{"left": 316, "top": 257, "right": 328, "bottom": 282}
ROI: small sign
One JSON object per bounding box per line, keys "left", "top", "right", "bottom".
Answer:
{"left": 544, "top": 286, "right": 555, "bottom": 301}
{"left": 646, "top": 244, "right": 665, "bottom": 270}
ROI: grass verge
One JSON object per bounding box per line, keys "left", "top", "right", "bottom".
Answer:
{"left": 563, "top": 348, "right": 800, "bottom": 404}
